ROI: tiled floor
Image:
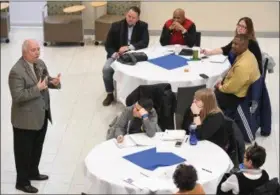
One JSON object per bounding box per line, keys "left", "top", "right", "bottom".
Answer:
{"left": 1, "top": 27, "right": 279, "bottom": 194}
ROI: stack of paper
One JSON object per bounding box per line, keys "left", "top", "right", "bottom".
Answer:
{"left": 129, "top": 134, "right": 155, "bottom": 146}
{"left": 114, "top": 134, "right": 155, "bottom": 148}
{"left": 209, "top": 55, "right": 228, "bottom": 63}
{"left": 160, "top": 130, "right": 186, "bottom": 141}
{"left": 113, "top": 137, "right": 136, "bottom": 149}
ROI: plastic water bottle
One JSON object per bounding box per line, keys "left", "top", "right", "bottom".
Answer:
{"left": 239, "top": 163, "right": 245, "bottom": 169}
{"left": 189, "top": 123, "right": 197, "bottom": 145}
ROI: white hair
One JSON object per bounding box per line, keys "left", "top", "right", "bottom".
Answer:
{"left": 22, "top": 40, "right": 30, "bottom": 54}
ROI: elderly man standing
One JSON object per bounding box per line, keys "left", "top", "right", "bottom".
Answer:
{"left": 8, "top": 39, "right": 61, "bottom": 193}
{"left": 160, "top": 8, "right": 197, "bottom": 47}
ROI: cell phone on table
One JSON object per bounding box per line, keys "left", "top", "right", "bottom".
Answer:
{"left": 201, "top": 56, "right": 209, "bottom": 59}
{"left": 175, "top": 141, "right": 183, "bottom": 147}
{"left": 199, "top": 73, "right": 209, "bottom": 79}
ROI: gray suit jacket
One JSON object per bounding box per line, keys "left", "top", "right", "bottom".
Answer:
{"left": 8, "top": 57, "right": 61, "bottom": 130}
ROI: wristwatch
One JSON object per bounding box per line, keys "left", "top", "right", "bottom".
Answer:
{"left": 193, "top": 114, "right": 200, "bottom": 117}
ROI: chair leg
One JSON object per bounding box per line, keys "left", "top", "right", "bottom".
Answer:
{"left": 113, "top": 80, "right": 117, "bottom": 101}
{"left": 174, "top": 113, "right": 177, "bottom": 130}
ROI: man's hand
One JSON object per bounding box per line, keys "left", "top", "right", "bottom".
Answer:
{"left": 173, "top": 21, "right": 185, "bottom": 32}
{"left": 169, "top": 23, "right": 176, "bottom": 30}
{"left": 117, "top": 135, "right": 124, "bottom": 143}
{"left": 215, "top": 80, "right": 222, "bottom": 89}
{"left": 139, "top": 108, "right": 148, "bottom": 118}
{"left": 112, "top": 52, "right": 119, "bottom": 59}
{"left": 50, "top": 73, "right": 61, "bottom": 86}
{"left": 118, "top": 46, "right": 129, "bottom": 55}
{"left": 37, "top": 77, "right": 48, "bottom": 91}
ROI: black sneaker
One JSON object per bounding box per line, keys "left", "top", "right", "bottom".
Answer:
{"left": 102, "top": 93, "right": 114, "bottom": 106}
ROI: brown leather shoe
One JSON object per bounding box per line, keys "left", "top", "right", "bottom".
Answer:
{"left": 102, "top": 94, "right": 114, "bottom": 106}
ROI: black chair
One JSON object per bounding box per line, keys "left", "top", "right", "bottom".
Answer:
{"left": 175, "top": 84, "right": 206, "bottom": 129}
{"left": 195, "top": 32, "right": 201, "bottom": 47}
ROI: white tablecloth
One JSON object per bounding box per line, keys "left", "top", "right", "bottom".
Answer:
{"left": 84, "top": 133, "right": 234, "bottom": 194}
{"left": 111, "top": 45, "right": 231, "bottom": 105}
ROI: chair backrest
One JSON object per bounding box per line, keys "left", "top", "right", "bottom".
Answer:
{"left": 195, "top": 32, "right": 201, "bottom": 47}
{"left": 251, "top": 178, "right": 280, "bottom": 195}
{"left": 46, "top": 1, "right": 82, "bottom": 16}
{"left": 107, "top": 1, "right": 141, "bottom": 15}
{"left": 175, "top": 84, "right": 206, "bottom": 129}
{"left": 224, "top": 116, "right": 239, "bottom": 168}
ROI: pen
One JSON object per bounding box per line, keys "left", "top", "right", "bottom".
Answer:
{"left": 185, "top": 137, "right": 188, "bottom": 143}
{"left": 202, "top": 168, "right": 212, "bottom": 173}
{"left": 140, "top": 172, "right": 149, "bottom": 177}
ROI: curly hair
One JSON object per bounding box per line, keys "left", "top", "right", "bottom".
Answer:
{"left": 245, "top": 142, "right": 266, "bottom": 168}
{"left": 173, "top": 164, "right": 198, "bottom": 191}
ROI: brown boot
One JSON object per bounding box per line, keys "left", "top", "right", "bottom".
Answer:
{"left": 102, "top": 93, "right": 114, "bottom": 106}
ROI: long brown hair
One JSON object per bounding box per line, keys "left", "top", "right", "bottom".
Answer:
{"left": 194, "top": 88, "right": 222, "bottom": 122}
{"left": 235, "top": 17, "right": 256, "bottom": 41}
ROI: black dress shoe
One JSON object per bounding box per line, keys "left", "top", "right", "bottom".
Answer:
{"left": 102, "top": 93, "right": 114, "bottom": 106}
{"left": 16, "top": 184, "right": 38, "bottom": 193}
{"left": 29, "top": 174, "right": 49, "bottom": 181}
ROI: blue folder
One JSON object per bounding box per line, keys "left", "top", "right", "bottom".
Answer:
{"left": 123, "top": 148, "right": 186, "bottom": 171}
{"left": 148, "top": 54, "right": 189, "bottom": 70}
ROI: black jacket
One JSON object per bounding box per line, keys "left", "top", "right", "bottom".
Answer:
{"left": 126, "top": 83, "right": 176, "bottom": 131}
{"left": 105, "top": 19, "right": 149, "bottom": 58}
{"left": 159, "top": 22, "right": 196, "bottom": 47}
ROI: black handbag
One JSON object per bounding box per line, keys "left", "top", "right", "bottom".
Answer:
{"left": 117, "top": 52, "right": 148, "bottom": 65}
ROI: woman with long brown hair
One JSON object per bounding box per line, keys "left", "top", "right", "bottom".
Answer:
{"left": 201, "top": 17, "right": 263, "bottom": 74}
{"left": 182, "top": 88, "right": 227, "bottom": 148}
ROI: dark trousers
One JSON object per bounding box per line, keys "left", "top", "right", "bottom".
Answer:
{"left": 13, "top": 111, "right": 49, "bottom": 186}
{"left": 215, "top": 89, "right": 244, "bottom": 118}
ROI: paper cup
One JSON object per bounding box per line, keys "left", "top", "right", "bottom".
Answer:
{"left": 192, "top": 47, "right": 200, "bottom": 59}
{"left": 174, "top": 44, "right": 181, "bottom": 55}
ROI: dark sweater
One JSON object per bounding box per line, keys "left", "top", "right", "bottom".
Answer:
{"left": 236, "top": 170, "right": 269, "bottom": 194}
{"left": 182, "top": 108, "right": 228, "bottom": 149}
{"left": 221, "top": 39, "right": 263, "bottom": 74}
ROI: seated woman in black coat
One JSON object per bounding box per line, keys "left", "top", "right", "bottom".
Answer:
{"left": 201, "top": 17, "right": 263, "bottom": 74}
{"left": 182, "top": 88, "right": 228, "bottom": 149}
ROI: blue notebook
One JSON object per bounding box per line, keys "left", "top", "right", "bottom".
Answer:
{"left": 123, "top": 148, "right": 186, "bottom": 171}
{"left": 148, "top": 54, "right": 189, "bottom": 70}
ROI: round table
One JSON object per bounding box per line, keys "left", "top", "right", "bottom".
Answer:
{"left": 84, "top": 133, "right": 233, "bottom": 194}
{"left": 111, "top": 45, "right": 231, "bottom": 105}
{"left": 0, "top": 2, "right": 9, "bottom": 10}
{"left": 63, "top": 5, "right": 86, "bottom": 13}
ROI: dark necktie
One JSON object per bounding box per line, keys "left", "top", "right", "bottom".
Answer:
{"left": 33, "top": 63, "right": 41, "bottom": 81}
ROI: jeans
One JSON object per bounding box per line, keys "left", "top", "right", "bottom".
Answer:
{"left": 102, "top": 58, "right": 115, "bottom": 93}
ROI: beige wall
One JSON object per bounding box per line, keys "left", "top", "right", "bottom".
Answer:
{"left": 82, "top": 1, "right": 279, "bottom": 32}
